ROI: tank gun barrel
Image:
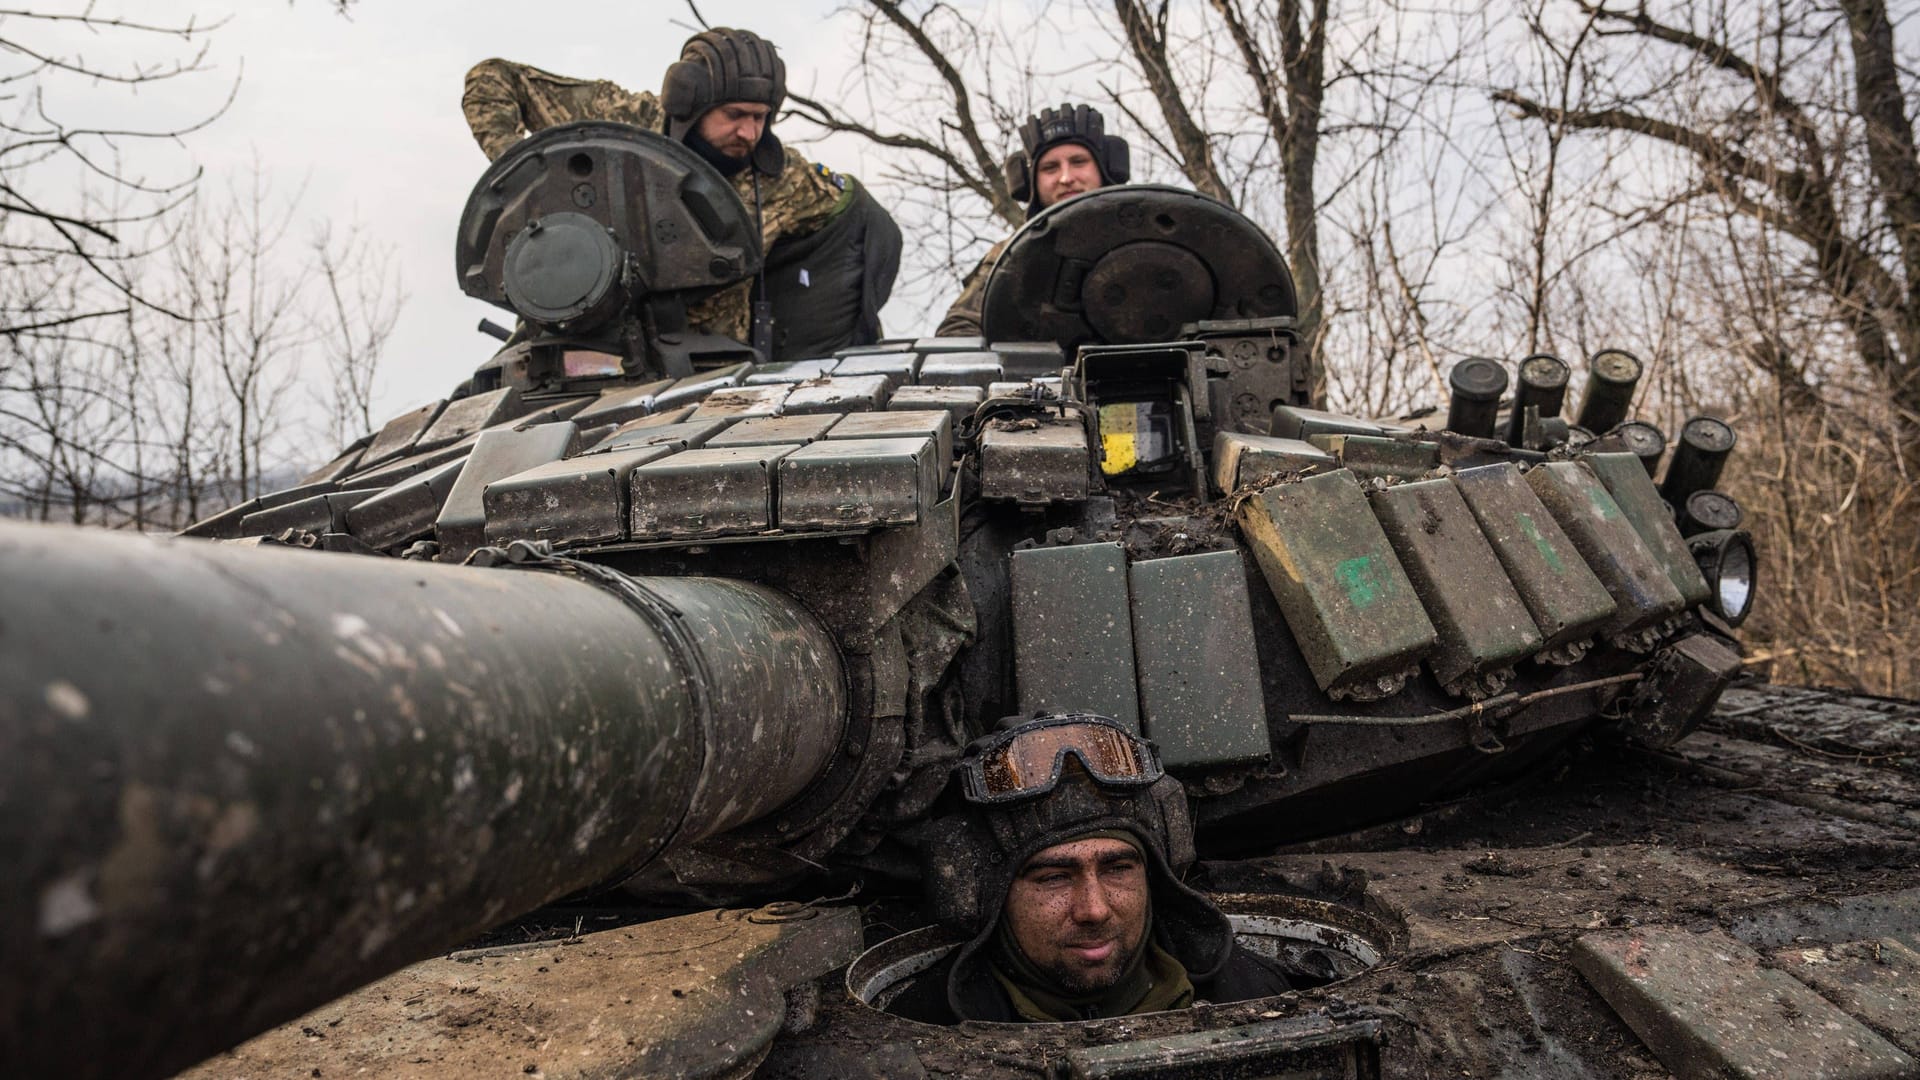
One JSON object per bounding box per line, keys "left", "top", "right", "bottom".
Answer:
{"left": 0, "top": 520, "right": 845, "bottom": 1080}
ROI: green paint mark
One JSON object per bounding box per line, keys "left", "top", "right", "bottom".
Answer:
{"left": 1517, "top": 513, "right": 1565, "bottom": 572}
{"left": 1586, "top": 481, "right": 1620, "bottom": 519}
{"left": 1335, "top": 555, "right": 1384, "bottom": 608}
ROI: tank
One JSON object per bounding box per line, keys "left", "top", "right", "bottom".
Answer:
{"left": 6, "top": 124, "right": 1916, "bottom": 1080}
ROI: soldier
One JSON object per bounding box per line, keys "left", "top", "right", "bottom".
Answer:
{"left": 463, "top": 28, "right": 899, "bottom": 357}
{"left": 888, "top": 713, "right": 1290, "bottom": 1023}
{"left": 936, "top": 104, "right": 1131, "bottom": 338}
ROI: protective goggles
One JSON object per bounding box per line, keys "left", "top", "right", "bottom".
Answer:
{"left": 959, "top": 714, "right": 1165, "bottom": 805}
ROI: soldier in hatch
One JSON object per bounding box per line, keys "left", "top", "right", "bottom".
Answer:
{"left": 936, "top": 104, "right": 1132, "bottom": 338}
{"left": 464, "top": 28, "right": 898, "bottom": 356}
{"left": 888, "top": 713, "right": 1290, "bottom": 1023}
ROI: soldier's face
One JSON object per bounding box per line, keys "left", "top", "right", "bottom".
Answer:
{"left": 1035, "top": 144, "right": 1103, "bottom": 207}
{"left": 1004, "top": 836, "right": 1150, "bottom": 994}
{"left": 697, "top": 102, "right": 772, "bottom": 158}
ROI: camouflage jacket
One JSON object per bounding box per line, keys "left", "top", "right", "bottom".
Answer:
{"left": 463, "top": 58, "right": 851, "bottom": 343}
{"left": 936, "top": 238, "right": 1010, "bottom": 338}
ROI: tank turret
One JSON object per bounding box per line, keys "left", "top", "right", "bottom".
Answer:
{"left": 2, "top": 124, "right": 1774, "bottom": 1079}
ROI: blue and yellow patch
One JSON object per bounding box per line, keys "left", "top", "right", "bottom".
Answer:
{"left": 811, "top": 162, "right": 848, "bottom": 191}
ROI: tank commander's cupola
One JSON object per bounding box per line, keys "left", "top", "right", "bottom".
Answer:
{"left": 977, "top": 184, "right": 1297, "bottom": 351}
{"left": 455, "top": 121, "right": 763, "bottom": 382}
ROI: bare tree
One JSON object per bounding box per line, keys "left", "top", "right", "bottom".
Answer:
{"left": 793, "top": 1, "right": 1028, "bottom": 228}
{"left": 794, "top": 0, "right": 1428, "bottom": 404}
{"left": 1474, "top": 0, "right": 1920, "bottom": 694}
{"left": 312, "top": 222, "right": 405, "bottom": 448}
{"left": 1492, "top": 0, "right": 1920, "bottom": 470}
{"left": 1106, "top": 0, "right": 1332, "bottom": 390}
{"left": 786, "top": 0, "right": 1066, "bottom": 325}
{"left": 0, "top": 3, "right": 401, "bottom": 525}
{"left": 194, "top": 166, "right": 306, "bottom": 500}
{"left": 0, "top": 263, "right": 120, "bottom": 521}
{"left": 0, "top": 8, "right": 236, "bottom": 340}
{"left": 1, "top": 164, "right": 404, "bottom": 527}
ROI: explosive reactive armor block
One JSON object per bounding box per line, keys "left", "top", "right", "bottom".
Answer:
{"left": 614, "top": 404, "right": 696, "bottom": 429}
{"left": 1369, "top": 479, "right": 1543, "bottom": 694}
{"left": 569, "top": 379, "right": 676, "bottom": 428}
{"left": 827, "top": 410, "right": 954, "bottom": 477}
{"left": 781, "top": 374, "right": 892, "bottom": 414}
{"left": 879, "top": 382, "right": 975, "bottom": 424}
{"left": 688, "top": 385, "right": 789, "bottom": 420}
{"left": 483, "top": 444, "right": 678, "bottom": 547}
{"left": 512, "top": 399, "right": 596, "bottom": 429}
{"left": 1010, "top": 542, "right": 1141, "bottom": 732}
{"left": 776, "top": 436, "right": 939, "bottom": 530}
{"left": 831, "top": 352, "right": 918, "bottom": 389}
{"left": 1453, "top": 462, "right": 1616, "bottom": 653}
{"left": 417, "top": 387, "right": 528, "bottom": 451}
{"left": 917, "top": 352, "right": 1004, "bottom": 389}
{"left": 1527, "top": 460, "right": 1688, "bottom": 638}
{"left": 887, "top": 385, "right": 983, "bottom": 429}
{"left": 596, "top": 418, "right": 730, "bottom": 455}
{"left": 1270, "top": 405, "right": 1386, "bottom": 442}
{"left": 435, "top": 421, "right": 580, "bottom": 561}
{"left": 994, "top": 341, "right": 1066, "bottom": 380}
{"left": 654, "top": 362, "right": 749, "bottom": 409}
{"left": 296, "top": 438, "right": 368, "bottom": 486}
{"left": 914, "top": 335, "right": 985, "bottom": 352}
{"left": 979, "top": 415, "right": 1091, "bottom": 505}
{"left": 239, "top": 488, "right": 381, "bottom": 537}
{"left": 346, "top": 456, "right": 469, "bottom": 551}
{"left": 359, "top": 399, "right": 445, "bottom": 468}
{"left": 630, "top": 444, "right": 799, "bottom": 538}
{"left": 344, "top": 438, "right": 476, "bottom": 489}
{"left": 1586, "top": 451, "right": 1711, "bottom": 607}
{"left": 706, "top": 414, "right": 839, "bottom": 448}
{"left": 1237, "top": 469, "right": 1436, "bottom": 699}
{"left": 1617, "top": 633, "right": 1743, "bottom": 747}
{"left": 742, "top": 359, "right": 836, "bottom": 385}
{"left": 1211, "top": 432, "right": 1334, "bottom": 494}
{"left": 177, "top": 482, "right": 332, "bottom": 538}
{"left": 1308, "top": 433, "right": 1439, "bottom": 483}
{"left": 834, "top": 339, "right": 914, "bottom": 356}
{"left": 1127, "top": 550, "right": 1270, "bottom": 768}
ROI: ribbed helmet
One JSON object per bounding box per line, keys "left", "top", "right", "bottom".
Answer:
{"left": 1003, "top": 103, "right": 1132, "bottom": 215}
{"left": 662, "top": 27, "right": 788, "bottom": 175}
{"left": 920, "top": 715, "right": 1233, "bottom": 1021}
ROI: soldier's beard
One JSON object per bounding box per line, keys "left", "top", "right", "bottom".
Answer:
{"left": 1043, "top": 934, "right": 1143, "bottom": 995}
{"left": 684, "top": 130, "right": 750, "bottom": 177}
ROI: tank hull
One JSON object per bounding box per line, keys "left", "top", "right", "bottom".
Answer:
{"left": 168, "top": 683, "right": 1920, "bottom": 1080}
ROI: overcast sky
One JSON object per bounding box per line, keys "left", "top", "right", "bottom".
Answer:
{"left": 63, "top": 1, "right": 960, "bottom": 426}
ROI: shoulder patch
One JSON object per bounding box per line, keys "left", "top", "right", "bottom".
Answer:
{"left": 811, "top": 162, "right": 848, "bottom": 191}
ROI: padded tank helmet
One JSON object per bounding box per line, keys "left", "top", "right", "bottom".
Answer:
{"left": 921, "top": 713, "right": 1234, "bottom": 1020}
{"left": 1004, "top": 104, "right": 1132, "bottom": 215}
{"left": 662, "top": 27, "right": 788, "bottom": 176}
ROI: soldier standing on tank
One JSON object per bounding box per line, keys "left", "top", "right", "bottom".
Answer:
{"left": 886, "top": 713, "right": 1290, "bottom": 1023}
{"left": 464, "top": 29, "right": 896, "bottom": 355}
{"left": 936, "top": 104, "right": 1132, "bottom": 338}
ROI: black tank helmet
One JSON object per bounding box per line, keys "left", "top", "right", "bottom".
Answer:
{"left": 662, "top": 27, "right": 788, "bottom": 177}
{"left": 920, "top": 712, "right": 1234, "bottom": 1021}
{"left": 1004, "top": 104, "right": 1132, "bottom": 216}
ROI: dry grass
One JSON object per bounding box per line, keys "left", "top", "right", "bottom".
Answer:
{"left": 1722, "top": 410, "right": 1920, "bottom": 698}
